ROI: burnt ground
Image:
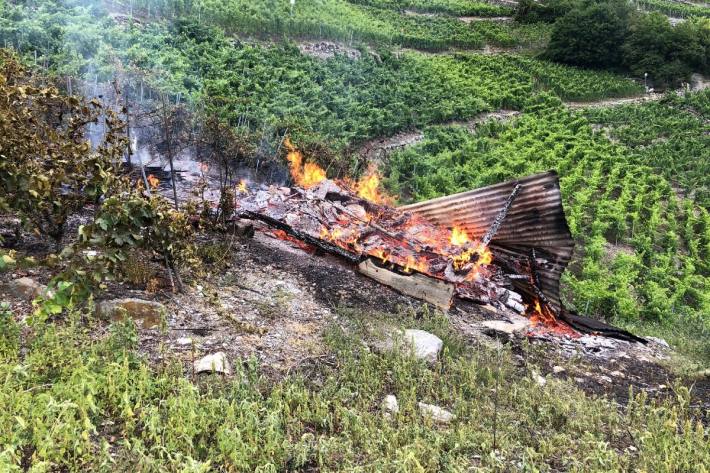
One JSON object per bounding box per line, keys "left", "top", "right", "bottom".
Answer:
{"left": 2, "top": 223, "right": 709, "bottom": 416}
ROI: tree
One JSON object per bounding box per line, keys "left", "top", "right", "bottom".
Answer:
{"left": 544, "top": 0, "right": 633, "bottom": 69}
{"left": 514, "top": 0, "right": 578, "bottom": 24}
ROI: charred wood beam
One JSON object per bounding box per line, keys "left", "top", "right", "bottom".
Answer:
{"left": 481, "top": 184, "right": 522, "bottom": 247}
{"left": 528, "top": 248, "right": 557, "bottom": 315}
{"left": 237, "top": 210, "right": 362, "bottom": 264}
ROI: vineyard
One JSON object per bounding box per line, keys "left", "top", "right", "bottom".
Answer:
{"left": 634, "top": 0, "right": 710, "bottom": 17}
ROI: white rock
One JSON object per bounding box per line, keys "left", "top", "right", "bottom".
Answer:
{"left": 645, "top": 336, "right": 670, "bottom": 348}
{"left": 532, "top": 371, "right": 547, "bottom": 387}
{"left": 382, "top": 395, "right": 399, "bottom": 414}
{"left": 609, "top": 370, "right": 624, "bottom": 378}
{"left": 418, "top": 402, "right": 455, "bottom": 424}
{"left": 480, "top": 315, "right": 531, "bottom": 339}
{"left": 176, "top": 337, "right": 193, "bottom": 346}
{"left": 552, "top": 366, "right": 566, "bottom": 374}
{"left": 194, "top": 352, "right": 232, "bottom": 375}
{"left": 403, "top": 329, "right": 443, "bottom": 364}
{"left": 598, "top": 375, "right": 612, "bottom": 384}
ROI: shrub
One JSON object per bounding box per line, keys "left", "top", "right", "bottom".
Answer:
{"left": 0, "top": 50, "right": 124, "bottom": 245}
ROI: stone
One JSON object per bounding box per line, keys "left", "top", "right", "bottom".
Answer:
{"left": 1, "top": 277, "right": 47, "bottom": 301}
{"left": 552, "top": 366, "right": 566, "bottom": 374}
{"left": 418, "top": 402, "right": 455, "bottom": 424}
{"left": 175, "top": 337, "right": 193, "bottom": 346}
{"left": 480, "top": 315, "right": 531, "bottom": 340}
{"left": 598, "top": 375, "right": 612, "bottom": 384}
{"left": 382, "top": 395, "right": 399, "bottom": 414}
{"left": 403, "top": 329, "right": 443, "bottom": 364}
{"left": 645, "top": 336, "right": 670, "bottom": 349}
{"left": 609, "top": 370, "right": 624, "bottom": 378}
{"left": 532, "top": 371, "right": 547, "bottom": 387}
{"left": 194, "top": 352, "right": 232, "bottom": 375}
{"left": 96, "top": 298, "right": 166, "bottom": 329}
{"left": 578, "top": 335, "right": 616, "bottom": 351}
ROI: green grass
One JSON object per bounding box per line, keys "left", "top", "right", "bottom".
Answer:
{"left": 1, "top": 303, "right": 708, "bottom": 471}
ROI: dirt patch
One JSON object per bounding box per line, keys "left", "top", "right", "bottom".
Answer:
{"left": 298, "top": 41, "right": 361, "bottom": 60}
{"left": 458, "top": 16, "right": 513, "bottom": 23}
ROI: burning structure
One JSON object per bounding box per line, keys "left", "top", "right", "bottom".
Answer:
{"left": 237, "top": 144, "right": 645, "bottom": 343}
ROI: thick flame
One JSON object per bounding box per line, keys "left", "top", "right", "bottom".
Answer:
{"left": 355, "top": 166, "right": 393, "bottom": 205}
{"left": 236, "top": 179, "right": 248, "bottom": 194}
{"left": 285, "top": 137, "right": 326, "bottom": 188}
{"left": 450, "top": 226, "right": 470, "bottom": 246}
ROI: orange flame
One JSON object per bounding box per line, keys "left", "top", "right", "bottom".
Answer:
{"left": 355, "top": 165, "right": 393, "bottom": 205}
{"left": 147, "top": 174, "right": 159, "bottom": 189}
{"left": 285, "top": 137, "right": 326, "bottom": 189}
{"left": 236, "top": 179, "right": 248, "bottom": 194}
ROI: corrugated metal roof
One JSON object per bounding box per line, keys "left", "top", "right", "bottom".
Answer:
{"left": 400, "top": 171, "right": 574, "bottom": 311}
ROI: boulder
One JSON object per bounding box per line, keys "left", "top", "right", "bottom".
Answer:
{"left": 96, "top": 298, "right": 166, "bottom": 329}
{"left": 403, "top": 329, "right": 443, "bottom": 364}
{"left": 480, "top": 315, "right": 531, "bottom": 340}
{"left": 418, "top": 402, "right": 455, "bottom": 424}
{"left": 382, "top": 394, "right": 399, "bottom": 414}
{"left": 194, "top": 352, "right": 232, "bottom": 375}
{"left": 1, "top": 277, "right": 47, "bottom": 301}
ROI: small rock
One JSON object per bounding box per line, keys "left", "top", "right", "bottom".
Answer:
{"left": 532, "top": 371, "right": 547, "bottom": 387}
{"left": 418, "top": 402, "right": 455, "bottom": 424}
{"left": 175, "top": 337, "right": 193, "bottom": 346}
{"left": 578, "top": 335, "right": 616, "bottom": 351}
{"left": 96, "top": 298, "right": 166, "bottom": 329}
{"left": 480, "top": 315, "right": 531, "bottom": 340}
{"left": 403, "top": 329, "right": 443, "bottom": 364}
{"left": 598, "top": 375, "right": 612, "bottom": 384}
{"left": 645, "top": 336, "right": 670, "bottom": 348}
{"left": 552, "top": 366, "right": 566, "bottom": 374}
{"left": 194, "top": 352, "right": 232, "bottom": 375}
{"left": 382, "top": 395, "right": 399, "bottom": 414}
{"left": 1, "top": 277, "right": 47, "bottom": 301}
{"left": 609, "top": 370, "right": 624, "bottom": 378}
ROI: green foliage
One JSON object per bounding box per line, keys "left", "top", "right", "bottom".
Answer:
{"left": 541, "top": 0, "right": 710, "bottom": 86}
{"left": 0, "top": 308, "right": 708, "bottom": 471}
{"left": 544, "top": 0, "right": 633, "bottom": 69}
{"left": 514, "top": 0, "right": 577, "bottom": 23}
{"left": 385, "top": 92, "right": 710, "bottom": 339}
{"left": 0, "top": 51, "right": 124, "bottom": 243}
{"left": 0, "top": 302, "right": 19, "bottom": 360}
{"left": 623, "top": 14, "right": 710, "bottom": 87}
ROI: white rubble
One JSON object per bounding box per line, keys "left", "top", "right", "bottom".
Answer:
{"left": 418, "top": 402, "right": 455, "bottom": 424}
{"left": 382, "top": 395, "right": 399, "bottom": 414}
{"left": 403, "top": 329, "right": 444, "bottom": 364}
{"left": 194, "top": 352, "right": 232, "bottom": 375}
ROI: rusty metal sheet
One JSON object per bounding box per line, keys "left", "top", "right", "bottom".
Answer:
{"left": 400, "top": 171, "right": 574, "bottom": 311}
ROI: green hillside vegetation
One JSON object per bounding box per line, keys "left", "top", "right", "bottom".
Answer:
{"left": 384, "top": 94, "right": 710, "bottom": 361}
{"left": 636, "top": 0, "right": 710, "bottom": 18}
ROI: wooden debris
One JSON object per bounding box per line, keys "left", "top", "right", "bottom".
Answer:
{"left": 358, "top": 258, "right": 454, "bottom": 311}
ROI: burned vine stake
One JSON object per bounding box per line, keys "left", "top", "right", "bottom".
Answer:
{"left": 481, "top": 183, "right": 522, "bottom": 247}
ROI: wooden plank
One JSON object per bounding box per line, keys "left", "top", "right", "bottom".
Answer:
{"left": 358, "top": 258, "right": 454, "bottom": 311}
